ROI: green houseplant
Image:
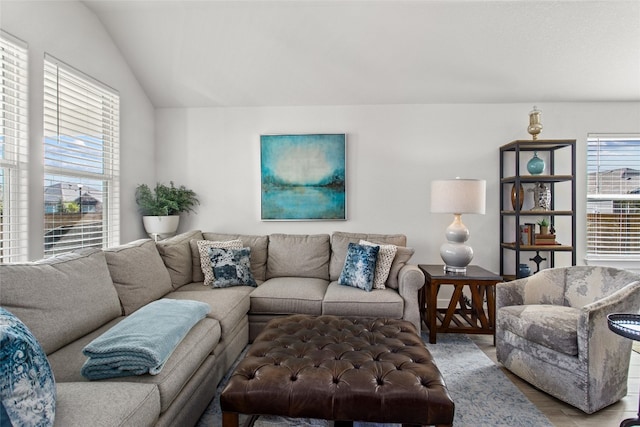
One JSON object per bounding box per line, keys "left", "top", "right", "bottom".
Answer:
{"left": 135, "top": 182, "right": 199, "bottom": 239}
{"left": 537, "top": 218, "right": 549, "bottom": 235}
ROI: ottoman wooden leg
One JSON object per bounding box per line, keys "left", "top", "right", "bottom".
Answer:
{"left": 222, "top": 411, "right": 239, "bottom": 427}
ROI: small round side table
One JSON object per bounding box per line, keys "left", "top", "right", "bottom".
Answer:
{"left": 608, "top": 313, "right": 640, "bottom": 427}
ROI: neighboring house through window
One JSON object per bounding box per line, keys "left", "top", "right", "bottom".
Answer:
{"left": 586, "top": 134, "right": 640, "bottom": 267}
{"left": 43, "top": 55, "right": 119, "bottom": 256}
{"left": 0, "top": 31, "right": 28, "bottom": 263}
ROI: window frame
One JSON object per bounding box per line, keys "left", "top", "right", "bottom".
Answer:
{"left": 43, "top": 54, "right": 120, "bottom": 256}
{"left": 585, "top": 133, "right": 640, "bottom": 267}
{"left": 0, "top": 31, "right": 29, "bottom": 263}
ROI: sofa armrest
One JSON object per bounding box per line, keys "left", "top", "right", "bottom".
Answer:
{"left": 397, "top": 264, "right": 425, "bottom": 332}
{"left": 496, "top": 278, "right": 528, "bottom": 309}
{"left": 578, "top": 281, "right": 640, "bottom": 361}
{"left": 577, "top": 281, "right": 640, "bottom": 410}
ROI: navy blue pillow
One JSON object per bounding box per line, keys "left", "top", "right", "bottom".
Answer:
{"left": 338, "top": 243, "right": 380, "bottom": 292}
{"left": 208, "top": 247, "right": 257, "bottom": 288}
{"left": 0, "top": 307, "right": 56, "bottom": 426}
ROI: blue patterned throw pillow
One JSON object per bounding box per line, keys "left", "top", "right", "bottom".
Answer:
{"left": 208, "top": 247, "right": 257, "bottom": 288}
{"left": 338, "top": 243, "right": 380, "bottom": 292}
{"left": 0, "top": 308, "right": 56, "bottom": 427}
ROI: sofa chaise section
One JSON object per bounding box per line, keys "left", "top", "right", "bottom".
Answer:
{"left": 0, "top": 240, "right": 239, "bottom": 427}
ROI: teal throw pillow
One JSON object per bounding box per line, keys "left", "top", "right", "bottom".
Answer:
{"left": 0, "top": 307, "right": 56, "bottom": 427}
{"left": 338, "top": 243, "right": 380, "bottom": 292}
{"left": 208, "top": 247, "right": 257, "bottom": 288}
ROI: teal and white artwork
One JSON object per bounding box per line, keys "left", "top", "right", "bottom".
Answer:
{"left": 261, "top": 134, "right": 346, "bottom": 220}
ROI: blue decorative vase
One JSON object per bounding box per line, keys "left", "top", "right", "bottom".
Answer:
{"left": 527, "top": 151, "right": 545, "bottom": 175}
{"left": 518, "top": 263, "right": 532, "bottom": 278}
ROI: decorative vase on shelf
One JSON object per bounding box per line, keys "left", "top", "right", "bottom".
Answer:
{"left": 527, "top": 106, "right": 543, "bottom": 140}
{"left": 529, "top": 182, "right": 551, "bottom": 211}
{"left": 510, "top": 183, "right": 524, "bottom": 210}
{"left": 527, "top": 151, "right": 545, "bottom": 175}
{"left": 518, "top": 263, "right": 532, "bottom": 278}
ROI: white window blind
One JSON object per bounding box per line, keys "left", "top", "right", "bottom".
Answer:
{"left": 586, "top": 134, "right": 640, "bottom": 260}
{"left": 43, "top": 55, "right": 119, "bottom": 256}
{"left": 0, "top": 32, "right": 28, "bottom": 263}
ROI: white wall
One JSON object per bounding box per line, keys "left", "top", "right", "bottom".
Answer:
{"left": 156, "top": 102, "right": 640, "bottom": 274}
{"left": 0, "top": 0, "right": 156, "bottom": 259}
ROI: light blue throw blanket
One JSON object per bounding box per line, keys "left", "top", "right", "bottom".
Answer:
{"left": 81, "top": 299, "right": 210, "bottom": 380}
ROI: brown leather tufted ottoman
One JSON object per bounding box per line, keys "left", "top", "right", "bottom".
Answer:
{"left": 220, "top": 315, "right": 454, "bottom": 427}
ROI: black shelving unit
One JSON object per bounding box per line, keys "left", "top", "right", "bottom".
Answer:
{"left": 499, "top": 139, "right": 577, "bottom": 279}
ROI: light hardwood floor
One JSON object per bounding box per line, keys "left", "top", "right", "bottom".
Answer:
{"left": 469, "top": 334, "right": 639, "bottom": 427}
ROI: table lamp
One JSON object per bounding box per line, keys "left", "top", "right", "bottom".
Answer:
{"left": 430, "top": 178, "right": 486, "bottom": 273}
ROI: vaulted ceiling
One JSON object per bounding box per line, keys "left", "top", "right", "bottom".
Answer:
{"left": 82, "top": 0, "right": 640, "bottom": 108}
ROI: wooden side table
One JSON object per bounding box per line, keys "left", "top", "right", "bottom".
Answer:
{"left": 418, "top": 264, "right": 503, "bottom": 344}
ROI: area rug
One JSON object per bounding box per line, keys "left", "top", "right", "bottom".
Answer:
{"left": 197, "top": 333, "right": 552, "bottom": 427}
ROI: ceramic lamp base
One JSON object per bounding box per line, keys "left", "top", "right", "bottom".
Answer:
{"left": 440, "top": 214, "right": 474, "bottom": 273}
{"left": 440, "top": 242, "right": 474, "bottom": 273}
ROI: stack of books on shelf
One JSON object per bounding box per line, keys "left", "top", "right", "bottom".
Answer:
{"left": 519, "top": 223, "right": 535, "bottom": 245}
{"left": 519, "top": 224, "right": 560, "bottom": 246}
{"left": 534, "top": 233, "right": 558, "bottom": 245}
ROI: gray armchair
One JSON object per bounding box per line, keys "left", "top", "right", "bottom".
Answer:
{"left": 496, "top": 266, "right": 640, "bottom": 414}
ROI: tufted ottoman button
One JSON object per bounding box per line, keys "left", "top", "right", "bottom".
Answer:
{"left": 220, "top": 315, "right": 454, "bottom": 427}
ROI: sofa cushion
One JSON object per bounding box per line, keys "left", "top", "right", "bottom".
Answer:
{"left": 209, "top": 247, "right": 257, "bottom": 288}
{"left": 166, "top": 283, "right": 252, "bottom": 340}
{"left": 497, "top": 304, "right": 580, "bottom": 356}
{"left": 104, "top": 239, "right": 173, "bottom": 315}
{"left": 48, "top": 316, "right": 220, "bottom": 412}
{"left": 360, "top": 239, "right": 397, "bottom": 290}
{"left": 330, "top": 232, "right": 407, "bottom": 281}
{"left": 196, "top": 239, "right": 243, "bottom": 286}
{"left": 202, "top": 233, "right": 269, "bottom": 282}
{"left": 322, "top": 281, "right": 404, "bottom": 318}
{"left": 55, "top": 382, "right": 159, "bottom": 427}
{"left": 156, "top": 230, "right": 203, "bottom": 289}
{"left": 266, "top": 234, "right": 330, "bottom": 280}
{"left": 0, "top": 308, "right": 56, "bottom": 427}
{"left": 338, "top": 243, "right": 379, "bottom": 292}
{"left": 250, "top": 277, "right": 329, "bottom": 315}
{"left": 0, "top": 248, "right": 121, "bottom": 354}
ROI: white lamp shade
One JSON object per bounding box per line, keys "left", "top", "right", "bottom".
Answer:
{"left": 431, "top": 178, "right": 486, "bottom": 215}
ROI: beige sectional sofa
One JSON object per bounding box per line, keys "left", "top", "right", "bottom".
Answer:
{"left": 1, "top": 230, "right": 424, "bottom": 426}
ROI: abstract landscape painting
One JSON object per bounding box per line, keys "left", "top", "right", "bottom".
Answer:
{"left": 261, "top": 134, "right": 346, "bottom": 220}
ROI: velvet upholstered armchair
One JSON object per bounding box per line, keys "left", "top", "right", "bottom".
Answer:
{"left": 496, "top": 266, "right": 640, "bottom": 414}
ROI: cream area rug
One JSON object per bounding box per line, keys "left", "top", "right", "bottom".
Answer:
{"left": 197, "top": 333, "right": 553, "bottom": 427}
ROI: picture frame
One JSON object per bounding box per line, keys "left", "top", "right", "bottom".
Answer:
{"left": 260, "top": 133, "right": 346, "bottom": 221}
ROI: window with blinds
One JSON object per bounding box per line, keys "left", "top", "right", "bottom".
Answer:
{"left": 586, "top": 134, "right": 640, "bottom": 260}
{"left": 43, "top": 55, "right": 119, "bottom": 256}
{"left": 0, "top": 32, "right": 28, "bottom": 263}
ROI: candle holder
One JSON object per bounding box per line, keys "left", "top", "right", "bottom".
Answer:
{"left": 527, "top": 106, "right": 543, "bottom": 140}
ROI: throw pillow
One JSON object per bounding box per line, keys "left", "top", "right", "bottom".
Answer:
{"left": 338, "top": 243, "right": 380, "bottom": 292}
{"left": 385, "top": 246, "right": 415, "bottom": 289}
{"left": 359, "top": 239, "right": 398, "bottom": 290}
{"left": 0, "top": 308, "right": 56, "bottom": 427}
{"left": 208, "top": 247, "right": 257, "bottom": 288}
{"left": 196, "top": 239, "right": 243, "bottom": 286}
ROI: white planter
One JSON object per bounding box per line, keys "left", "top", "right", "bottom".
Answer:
{"left": 142, "top": 215, "right": 180, "bottom": 241}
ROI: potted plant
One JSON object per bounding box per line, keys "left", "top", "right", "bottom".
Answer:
{"left": 135, "top": 182, "right": 199, "bottom": 239}
{"left": 537, "top": 218, "right": 549, "bottom": 235}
